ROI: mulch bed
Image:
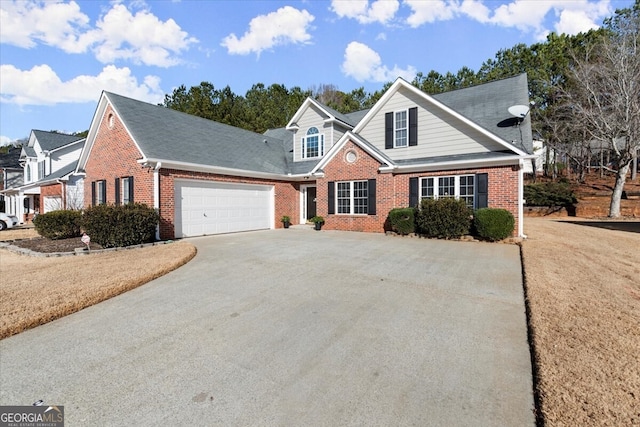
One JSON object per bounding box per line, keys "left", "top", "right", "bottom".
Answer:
{"left": 9, "top": 237, "right": 103, "bottom": 253}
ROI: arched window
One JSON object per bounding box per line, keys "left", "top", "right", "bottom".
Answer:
{"left": 301, "top": 127, "right": 324, "bottom": 159}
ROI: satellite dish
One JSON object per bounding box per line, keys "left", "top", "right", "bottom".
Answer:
{"left": 508, "top": 105, "right": 530, "bottom": 118}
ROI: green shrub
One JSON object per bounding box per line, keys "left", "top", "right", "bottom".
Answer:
{"left": 415, "top": 198, "right": 471, "bottom": 239}
{"left": 33, "top": 210, "right": 82, "bottom": 240}
{"left": 473, "top": 208, "right": 515, "bottom": 241}
{"left": 82, "top": 203, "right": 159, "bottom": 248}
{"left": 387, "top": 208, "right": 415, "bottom": 235}
{"left": 524, "top": 182, "right": 577, "bottom": 207}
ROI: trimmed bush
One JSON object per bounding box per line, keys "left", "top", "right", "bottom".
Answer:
{"left": 82, "top": 203, "right": 159, "bottom": 248}
{"left": 387, "top": 208, "right": 415, "bottom": 235}
{"left": 415, "top": 198, "right": 471, "bottom": 239}
{"left": 473, "top": 208, "right": 515, "bottom": 241}
{"left": 33, "top": 210, "right": 82, "bottom": 240}
{"left": 524, "top": 182, "right": 577, "bottom": 207}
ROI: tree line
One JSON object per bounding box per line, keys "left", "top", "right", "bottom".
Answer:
{"left": 163, "top": 3, "right": 638, "bottom": 217}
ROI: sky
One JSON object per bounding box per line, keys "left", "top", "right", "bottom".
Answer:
{"left": 0, "top": 0, "right": 634, "bottom": 145}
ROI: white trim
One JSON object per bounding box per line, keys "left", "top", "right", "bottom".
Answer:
{"left": 139, "top": 158, "right": 314, "bottom": 181}
{"left": 153, "top": 162, "right": 161, "bottom": 240}
{"left": 353, "top": 78, "right": 529, "bottom": 157}
{"left": 286, "top": 97, "right": 354, "bottom": 131}
{"left": 299, "top": 184, "right": 316, "bottom": 224}
{"left": 518, "top": 159, "right": 526, "bottom": 238}
{"left": 312, "top": 131, "right": 392, "bottom": 174}
{"left": 393, "top": 109, "right": 409, "bottom": 148}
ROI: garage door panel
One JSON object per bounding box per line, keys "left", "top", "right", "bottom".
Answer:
{"left": 175, "top": 180, "right": 273, "bottom": 238}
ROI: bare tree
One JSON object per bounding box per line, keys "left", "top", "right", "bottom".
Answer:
{"left": 561, "top": 7, "right": 639, "bottom": 216}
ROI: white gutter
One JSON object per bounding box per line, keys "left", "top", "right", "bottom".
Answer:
{"left": 381, "top": 155, "right": 535, "bottom": 174}
{"left": 153, "top": 162, "right": 162, "bottom": 240}
{"left": 138, "top": 158, "right": 315, "bottom": 182}
{"left": 518, "top": 159, "right": 527, "bottom": 239}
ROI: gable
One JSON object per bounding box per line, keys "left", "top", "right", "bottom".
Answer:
{"left": 358, "top": 85, "right": 512, "bottom": 162}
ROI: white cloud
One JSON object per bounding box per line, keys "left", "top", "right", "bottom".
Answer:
{"left": 403, "top": 0, "right": 613, "bottom": 40}
{"left": 554, "top": 0, "right": 611, "bottom": 36}
{"left": 221, "top": 6, "right": 314, "bottom": 56}
{"left": 405, "top": 0, "right": 456, "bottom": 27}
{"left": 0, "top": 1, "right": 197, "bottom": 67}
{"left": 331, "top": 0, "right": 400, "bottom": 24}
{"left": 341, "top": 41, "right": 416, "bottom": 83}
{"left": 90, "top": 4, "right": 198, "bottom": 67}
{"left": 0, "top": 1, "right": 91, "bottom": 51}
{"left": 0, "top": 135, "right": 12, "bottom": 146}
{"left": 0, "top": 64, "right": 164, "bottom": 106}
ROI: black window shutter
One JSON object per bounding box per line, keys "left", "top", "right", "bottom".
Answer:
{"left": 101, "top": 180, "right": 107, "bottom": 205}
{"left": 409, "top": 177, "right": 419, "bottom": 207}
{"left": 115, "top": 178, "right": 121, "bottom": 206}
{"left": 327, "top": 182, "right": 335, "bottom": 215}
{"left": 91, "top": 181, "right": 96, "bottom": 206}
{"left": 385, "top": 112, "right": 393, "bottom": 149}
{"left": 409, "top": 107, "right": 418, "bottom": 146}
{"left": 128, "top": 176, "right": 134, "bottom": 203}
{"left": 475, "top": 173, "right": 488, "bottom": 209}
{"left": 367, "top": 179, "right": 376, "bottom": 215}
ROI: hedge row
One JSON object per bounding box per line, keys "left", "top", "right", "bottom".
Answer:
{"left": 386, "top": 198, "right": 515, "bottom": 241}
{"left": 33, "top": 203, "right": 159, "bottom": 248}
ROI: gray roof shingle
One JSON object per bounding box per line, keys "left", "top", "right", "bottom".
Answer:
{"left": 107, "top": 92, "right": 291, "bottom": 175}
{"left": 432, "top": 74, "right": 533, "bottom": 153}
{"left": 32, "top": 130, "right": 83, "bottom": 151}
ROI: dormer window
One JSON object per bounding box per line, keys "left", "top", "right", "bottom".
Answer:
{"left": 302, "top": 127, "right": 324, "bottom": 159}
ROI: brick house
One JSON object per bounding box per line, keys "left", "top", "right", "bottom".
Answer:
{"left": 77, "top": 74, "right": 534, "bottom": 239}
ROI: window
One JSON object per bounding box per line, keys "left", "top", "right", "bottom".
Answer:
{"left": 336, "top": 181, "right": 368, "bottom": 214}
{"left": 116, "top": 176, "right": 134, "bottom": 205}
{"left": 37, "top": 161, "right": 45, "bottom": 180}
{"left": 385, "top": 107, "right": 418, "bottom": 149}
{"left": 395, "top": 110, "right": 408, "bottom": 147}
{"left": 301, "top": 127, "right": 325, "bottom": 159}
{"left": 420, "top": 175, "right": 475, "bottom": 208}
{"left": 26, "top": 164, "right": 31, "bottom": 182}
{"left": 92, "top": 180, "right": 107, "bottom": 206}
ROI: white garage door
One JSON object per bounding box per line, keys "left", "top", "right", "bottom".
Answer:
{"left": 174, "top": 180, "right": 274, "bottom": 238}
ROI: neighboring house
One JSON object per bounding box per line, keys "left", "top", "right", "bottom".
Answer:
{"left": 78, "top": 74, "right": 534, "bottom": 240}
{"left": 1, "top": 130, "right": 85, "bottom": 223}
{"left": 0, "top": 145, "right": 23, "bottom": 213}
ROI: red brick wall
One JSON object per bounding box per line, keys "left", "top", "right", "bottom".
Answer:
{"left": 41, "top": 183, "right": 63, "bottom": 197}
{"left": 84, "top": 106, "right": 154, "bottom": 208}
{"left": 86, "top": 104, "right": 300, "bottom": 240}
{"left": 316, "top": 140, "right": 521, "bottom": 235}
{"left": 157, "top": 169, "right": 299, "bottom": 239}
{"left": 316, "top": 141, "right": 391, "bottom": 233}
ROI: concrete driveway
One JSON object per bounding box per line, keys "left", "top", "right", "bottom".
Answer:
{"left": 1, "top": 230, "right": 534, "bottom": 426}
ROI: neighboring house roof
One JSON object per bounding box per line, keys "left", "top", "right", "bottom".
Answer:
{"left": 432, "top": 74, "right": 533, "bottom": 154}
{"left": 22, "top": 146, "right": 37, "bottom": 158}
{"left": 36, "top": 160, "right": 80, "bottom": 184}
{"left": 0, "top": 146, "right": 22, "bottom": 169}
{"left": 32, "top": 130, "right": 84, "bottom": 151}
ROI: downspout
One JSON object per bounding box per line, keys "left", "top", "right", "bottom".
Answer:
{"left": 153, "top": 162, "right": 162, "bottom": 240}
{"left": 518, "top": 159, "right": 527, "bottom": 239}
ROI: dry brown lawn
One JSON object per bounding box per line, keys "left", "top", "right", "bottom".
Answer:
{"left": 2, "top": 221, "right": 639, "bottom": 425}
{"left": 0, "top": 228, "right": 196, "bottom": 339}
{"left": 522, "top": 217, "right": 640, "bottom": 426}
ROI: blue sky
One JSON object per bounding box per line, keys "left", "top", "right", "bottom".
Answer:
{"left": 0, "top": 0, "right": 634, "bottom": 144}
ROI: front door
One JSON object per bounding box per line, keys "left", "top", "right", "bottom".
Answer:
{"left": 306, "top": 186, "right": 317, "bottom": 220}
